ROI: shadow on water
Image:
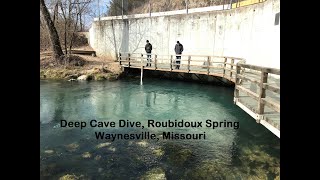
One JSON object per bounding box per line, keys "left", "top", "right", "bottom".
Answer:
{"left": 40, "top": 79, "right": 279, "bottom": 179}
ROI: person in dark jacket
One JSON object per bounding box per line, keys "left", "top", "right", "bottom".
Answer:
{"left": 145, "top": 40, "right": 152, "bottom": 67}
{"left": 174, "top": 41, "right": 183, "bottom": 69}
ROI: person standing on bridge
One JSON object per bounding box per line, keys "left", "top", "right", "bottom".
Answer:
{"left": 145, "top": 40, "right": 152, "bottom": 67}
{"left": 174, "top": 41, "right": 184, "bottom": 69}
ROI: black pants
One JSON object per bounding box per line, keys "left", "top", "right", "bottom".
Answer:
{"left": 175, "top": 56, "right": 181, "bottom": 69}
{"left": 146, "top": 54, "right": 151, "bottom": 67}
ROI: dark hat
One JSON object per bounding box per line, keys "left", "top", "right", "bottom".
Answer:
{"left": 146, "top": 40, "right": 149, "bottom": 42}
{"left": 177, "top": 41, "right": 180, "bottom": 43}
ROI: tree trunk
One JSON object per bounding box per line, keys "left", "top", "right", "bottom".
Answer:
{"left": 64, "top": 20, "right": 68, "bottom": 55}
{"left": 69, "top": 13, "right": 79, "bottom": 53}
{"left": 59, "top": 1, "right": 68, "bottom": 55}
{"left": 77, "top": 1, "right": 83, "bottom": 31}
{"left": 40, "top": 0, "right": 64, "bottom": 59}
{"left": 53, "top": 2, "right": 59, "bottom": 24}
{"left": 79, "top": 12, "right": 83, "bottom": 31}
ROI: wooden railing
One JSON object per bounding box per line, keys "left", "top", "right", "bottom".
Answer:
{"left": 234, "top": 62, "right": 280, "bottom": 138}
{"left": 119, "top": 52, "right": 246, "bottom": 82}
{"left": 119, "top": 52, "right": 280, "bottom": 137}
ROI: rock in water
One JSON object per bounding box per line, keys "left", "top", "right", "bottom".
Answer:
{"left": 94, "top": 155, "right": 102, "bottom": 161}
{"left": 65, "top": 143, "right": 79, "bottom": 152}
{"left": 68, "top": 78, "right": 77, "bottom": 82}
{"left": 140, "top": 167, "right": 166, "bottom": 180}
{"left": 98, "top": 168, "right": 103, "bottom": 173}
{"left": 59, "top": 174, "right": 83, "bottom": 180}
{"left": 44, "top": 150, "right": 54, "bottom": 154}
{"left": 77, "top": 75, "right": 88, "bottom": 81}
{"left": 53, "top": 124, "right": 60, "bottom": 128}
{"left": 108, "top": 147, "right": 116, "bottom": 152}
{"left": 96, "top": 142, "right": 111, "bottom": 149}
{"left": 136, "top": 141, "right": 148, "bottom": 147}
{"left": 153, "top": 148, "right": 164, "bottom": 157}
{"left": 81, "top": 152, "right": 91, "bottom": 158}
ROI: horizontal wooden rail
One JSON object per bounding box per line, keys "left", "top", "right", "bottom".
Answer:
{"left": 262, "top": 98, "right": 280, "bottom": 113}
{"left": 263, "top": 84, "right": 280, "bottom": 94}
{"left": 236, "top": 85, "right": 259, "bottom": 100}
{"left": 234, "top": 62, "right": 280, "bottom": 138}
{"left": 238, "top": 74, "right": 260, "bottom": 84}
{"left": 119, "top": 52, "right": 242, "bottom": 82}
{"left": 238, "top": 63, "right": 280, "bottom": 75}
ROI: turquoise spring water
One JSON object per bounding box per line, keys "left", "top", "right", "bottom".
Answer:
{"left": 40, "top": 78, "right": 280, "bottom": 179}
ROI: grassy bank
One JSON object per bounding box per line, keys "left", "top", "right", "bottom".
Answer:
{"left": 40, "top": 53, "right": 123, "bottom": 81}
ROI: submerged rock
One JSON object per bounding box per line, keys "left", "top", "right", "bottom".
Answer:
{"left": 108, "top": 147, "right": 116, "bottom": 152}
{"left": 153, "top": 148, "right": 164, "bottom": 157}
{"left": 65, "top": 143, "right": 79, "bottom": 152}
{"left": 77, "top": 75, "right": 88, "bottom": 81}
{"left": 136, "top": 141, "right": 148, "bottom": 147}
{"left": 168, "top": 148, "right": 192, "bottom": 166}
{"left": 40, "top": 163, "right": 59, "bottom": 177}
{"left": 44, "top": 150, "right": 54, "bottom": 154}
{"left": 93, "top": 74, "right": 105, "bottom": 81}
{"left": 96, "top": 142, "right": 111, "bottom": 149}
{"left": 187, "top": 161, "right": 230, "bottom": 179}
{"left": 236, "top": 145, "right": 280, "bottom": 179}
{"left": 140, "top": 167, "right": 166, "bottom": 180}
{"left": 95, "top": 155, "right": 102, "bottom": 161}
{"left": 53, "top": 124, "right": 60, "bottom": 128}
{"left": 58, "top": 174, "right": 83, "bottom": 180}
{"left": 65, "top": 74, "right": 79, "bottom": 80}
{"left": 81, "top": 152, "right": 91, "bottom": 158}
{"left": 68, "top": 78, "right": 77, "bottom": 82}
{"left": 98, "top": 168, "right": 103, "bottom": 173}
{"left": 107, "top": 74, "right": 117, "bottom": 81}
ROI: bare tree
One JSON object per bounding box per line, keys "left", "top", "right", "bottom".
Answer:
{"left": 40, "top": 0, "right": 94, "bottom": 53}
{"left": 40, "top": 0, "right": 64, "bottom": 59}
{"left": 59, "top": 0, "right": 92, "bottom": 54}
{"left": 53, "top": 1, "right": 59, "bottom": 24}
{"left": 69, "top": 0, "right": 92, "bottom": 51}
{"left": 59, "top": 0, "right": 69, "bottom": 54}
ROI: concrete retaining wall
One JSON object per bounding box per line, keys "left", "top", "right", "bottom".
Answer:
{"left": 89, "top": 0, "right": 279, "bottom": 68}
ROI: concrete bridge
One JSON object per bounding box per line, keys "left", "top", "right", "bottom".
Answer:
{"left": 119, "top": 53, "right": 280, "bottom": 138}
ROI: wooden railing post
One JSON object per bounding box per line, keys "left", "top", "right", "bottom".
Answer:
{"left": 140, "top": 65, "right": 143, "bottom": 85}
{"left": 230, "top": 58, "right": 234, "bottom": 79}
{"left": 170, "top": 55, "right": 173, "bottom": 71}
{"left": 207, "top": 56, "right": 210, "bottom": 75}
{"left": 234, "top": 64, "right": 241, "bottom": 100}
{"left": 154, "top": 55, "right": 157, "bottom": 70}
{"left": 128, "top": 53, "right": 131, "bottom": 67}
{"left": 141, "top": 53, "right": 144, "bottom": 67}
{"left": 188, "top": 55, "right": 191, "bottom": 73}
{"left": 223, "top": 57, "right": 227, "bottom": 77}
{"left": 233, "top": 65, "right": 240, "bottom": 104}
{"left": 257, "top": 71, "right": 268, "bottom": 115}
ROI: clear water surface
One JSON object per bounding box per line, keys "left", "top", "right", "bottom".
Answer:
{"left": 40, "top": 78, "right": 280, "bottom": 179}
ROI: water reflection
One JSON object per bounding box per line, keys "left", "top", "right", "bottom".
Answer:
{"left": 40, "top": 79, "right": 279, "bottom": 179}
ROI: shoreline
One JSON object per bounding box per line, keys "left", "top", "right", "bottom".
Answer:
{"left": 40, "top": 53, "right": 123, "bottom": 81}
{"left": 40, "top": 67, "right": 121, "bottom": 81}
